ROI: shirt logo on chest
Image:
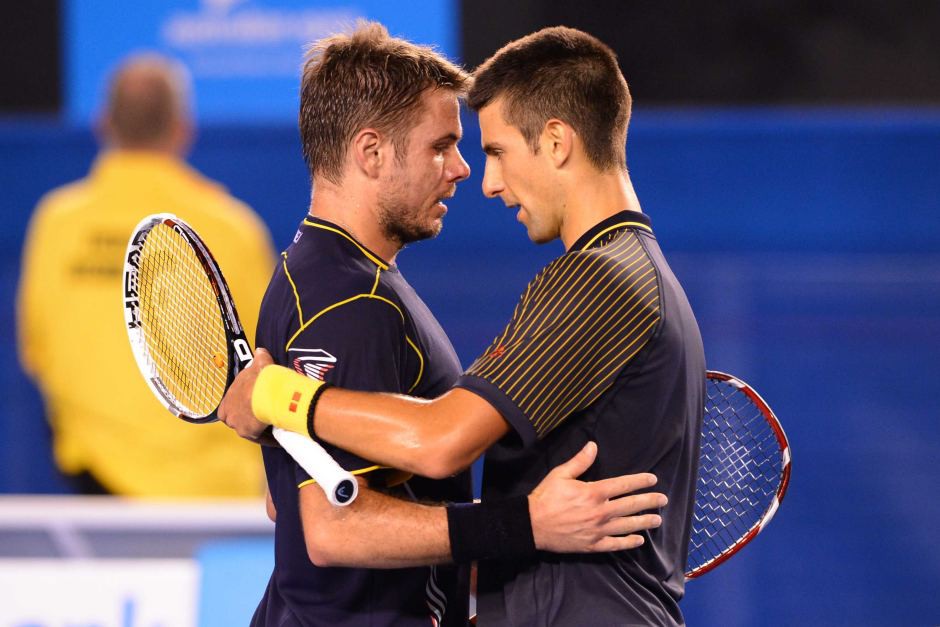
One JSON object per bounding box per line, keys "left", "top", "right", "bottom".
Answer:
{"left": 288, "top": 348, "right": 337, "bottom": 381}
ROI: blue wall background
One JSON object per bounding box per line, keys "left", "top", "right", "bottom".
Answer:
{"left": 65, "top": 0, "right": 459, "bottom": 124}
{"left": 1, "top": 108, "right": 939, "bottom": 626}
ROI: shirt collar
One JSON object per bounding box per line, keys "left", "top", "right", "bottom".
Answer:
{"left": 301, "top": 215, "right": 391, "bottom": 270}
{"left": 570, "top": 210, "right": 653, "bottom": 252}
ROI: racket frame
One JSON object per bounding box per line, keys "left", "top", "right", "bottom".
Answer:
{"left": 685, "top": 370, "right": 792, "bottom": 579}
{"left": 124, "top": 213, "right": 358, "bottom": 507}
{"left": 124, "top": 213, "right": 253, "bottom": 423}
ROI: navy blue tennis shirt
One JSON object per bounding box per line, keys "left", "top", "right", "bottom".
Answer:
{"left": 458, "top": 211, "right": 705, "bottom": 626}
{"left": 253, "top": 216, "right": 471, "bottom": 627}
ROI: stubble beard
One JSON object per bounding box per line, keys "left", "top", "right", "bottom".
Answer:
{"left": 377, "top": 181, "right": 441, "bottom": 247}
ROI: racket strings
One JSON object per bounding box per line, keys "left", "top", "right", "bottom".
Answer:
{"left": 140, "top": 231, "right": 226, "bottom": 412}
{"left": 136, "top": 224, "right": 229, "bottom": 416}
{"left": 687, "top": 379, "right": 782, "bottom": 573}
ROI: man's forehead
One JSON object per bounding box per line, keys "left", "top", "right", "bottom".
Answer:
{"left": 414, "top": 89, "right": 461, "bottom": 130}
{"left": 477, "top": 99, "right": 502, "bottom": 124}
{"left": 424, "top": 87, "right": 461, "bottom": 112}
{"left": 478, "top": 100, "right": 516, "bottom": 144}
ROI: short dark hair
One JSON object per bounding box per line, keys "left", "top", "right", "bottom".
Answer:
{"left": 300, "top": 21, "right": 469, "bottom": 184}
{"left": 468, "top": 27, "right": 631, "bottom": 171}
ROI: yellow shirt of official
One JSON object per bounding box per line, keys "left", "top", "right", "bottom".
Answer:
{"left": 17, "top": 150, "right": 275, "bottom": 497}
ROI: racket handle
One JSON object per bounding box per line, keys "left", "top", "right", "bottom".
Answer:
{"left": 272, "top": 427, "right": 359, "bottom": 506}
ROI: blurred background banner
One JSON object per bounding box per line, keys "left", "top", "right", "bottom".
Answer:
{"left": 65, "top": 0, "right": 458, "bottom": 123}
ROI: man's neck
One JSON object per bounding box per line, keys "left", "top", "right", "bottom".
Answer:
{"left": 559, "top": 170, "right": 642, "bottom": 251}
{"left": 308, "top": 179, "right": 401, "bottom": 264}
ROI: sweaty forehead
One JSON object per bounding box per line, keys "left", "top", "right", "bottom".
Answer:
{"left": 478, "top": 100, "right": 522, "bottom": 147}
{"left": 407, "top": 88, "right": 462, "bottom": 140}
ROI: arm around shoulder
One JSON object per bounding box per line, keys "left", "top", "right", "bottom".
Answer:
{"left": 314, "top": 386, "right": 510, "bottom": 479}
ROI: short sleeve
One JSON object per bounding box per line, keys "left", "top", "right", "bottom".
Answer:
{"left": 456, "top": 239, "right": 661, "bottom": 446}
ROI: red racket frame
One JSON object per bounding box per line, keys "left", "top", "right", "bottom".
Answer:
{"left": 685, "top": 370, "right": 792, "bottom": 579}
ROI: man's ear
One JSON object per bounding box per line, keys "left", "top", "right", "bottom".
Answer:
{"left": 542, "top": 119, "right": 573, "bottom": 168}
{"left": 168, "top": 116, "right": 194, "bottom": 157}
{"left": 351, "top": 128, "right": 385, "bottom": 178}
{"left": 95, "top": 112, "right": 114, "bottom": 148}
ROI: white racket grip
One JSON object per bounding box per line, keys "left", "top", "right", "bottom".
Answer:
{"left": 272, "top": 427, "right": 359, "bottom": 506}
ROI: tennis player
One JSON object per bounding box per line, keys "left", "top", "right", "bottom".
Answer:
{"left": 239, "top": 23, "right": 668, "bottom": 626}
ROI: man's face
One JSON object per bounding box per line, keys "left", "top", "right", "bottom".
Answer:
{"left": 478, "top": 98, "right": 560, "bottom": 244}
{"left": 377, "top": 89, "right": 470, "bottom": 246}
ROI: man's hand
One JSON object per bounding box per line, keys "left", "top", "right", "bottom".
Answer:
{"left": 528, "top": 441, "right": 667, "bottom": 553}
{"left": 218, "top": 347, "right": 274, "bottom": 441}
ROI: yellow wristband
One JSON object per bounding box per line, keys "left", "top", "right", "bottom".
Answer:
{"left": 251, "top": 365, "right": 322, "bottom": 436}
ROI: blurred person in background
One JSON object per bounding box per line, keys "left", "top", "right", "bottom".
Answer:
{"left": 16, "top": 53, "right": 276, "bottom": 497}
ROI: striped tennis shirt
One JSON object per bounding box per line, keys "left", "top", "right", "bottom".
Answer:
{"left": 457, "top": 210, "right": 705, "bottom": 626}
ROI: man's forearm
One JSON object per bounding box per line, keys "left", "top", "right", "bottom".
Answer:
{"left": 303, "top": 483, "right": 452, "bottom": 568}
{"left": 250, "top": 364, "right": 506, "bottom": 478}
{"left": 303, "top": 482, "right": 536, "bottom": 569}
{"left": 314, "top": 388, "right": 451, "bottom": 477}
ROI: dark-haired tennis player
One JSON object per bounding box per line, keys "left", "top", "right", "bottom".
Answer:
{"left": 233, "top": 23, "right": 668, "bottom": 627}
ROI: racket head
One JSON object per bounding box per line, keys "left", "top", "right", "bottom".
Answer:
{"left": 685, "top": 370, "right": 792, "bottom": 579}
{"left": 123, "top": 213, "right": 253, "bottom": 423}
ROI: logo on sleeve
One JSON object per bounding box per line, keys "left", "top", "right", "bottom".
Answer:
{"left": 288, "top": 348, "right": 337, "bottom": 381}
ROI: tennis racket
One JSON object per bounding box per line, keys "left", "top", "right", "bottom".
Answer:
{"left": 685, "top": 370, "right": 791, "bottom": 579}
{"left": 123, "top": 213, "right": 358, "bottom": 506}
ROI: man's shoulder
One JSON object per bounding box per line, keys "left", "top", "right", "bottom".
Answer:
{"left": 136, "top": 156, "right": 262, "bottom": 230}
{"left": 506, "top": 230, "right": 660, "bottom": 335}
{"left": 176, "top": 185, "right": 265, "bottom": 233}
{"left": 276, "top": 243, "right": 404, "bottom": 325}
{"left": 32, "top": 178, "right": 94, "bottom": 220}
{"left": 567, "top": 229, "right": 659, "bottom": 291}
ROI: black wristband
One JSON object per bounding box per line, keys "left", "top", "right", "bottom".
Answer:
{"left": 306, "top": 382, "right": 333, "bottom": 441}
{"left": 446, "top": 495, "right": 537, "bottom": 563}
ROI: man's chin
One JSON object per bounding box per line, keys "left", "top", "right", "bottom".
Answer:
{"left": 525, "top": 225, "right": 557, "bottom": 246}
{"left": 422, "top": 217, "right": 444, "bottom": 240}
{"left": 395, "top": 222, "right": 442, "bottom": 246}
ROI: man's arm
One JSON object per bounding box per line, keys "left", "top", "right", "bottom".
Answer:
{"left": 265, "top": 490, "right": 277, "bottom": 522}
{"left": 221, "top": 349, "right": 512, "bottom": 478}
{"left": 317, "top": 386, "right": 506, "bottom": 479}
{"left": 298, "top": 441, "right": 667, "bottom": 568}
{"left": 302, "top": 481, "right": 448, "bottom": 568}
{"left": 16, "top": 201, "right": 55, "bottom": 380}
